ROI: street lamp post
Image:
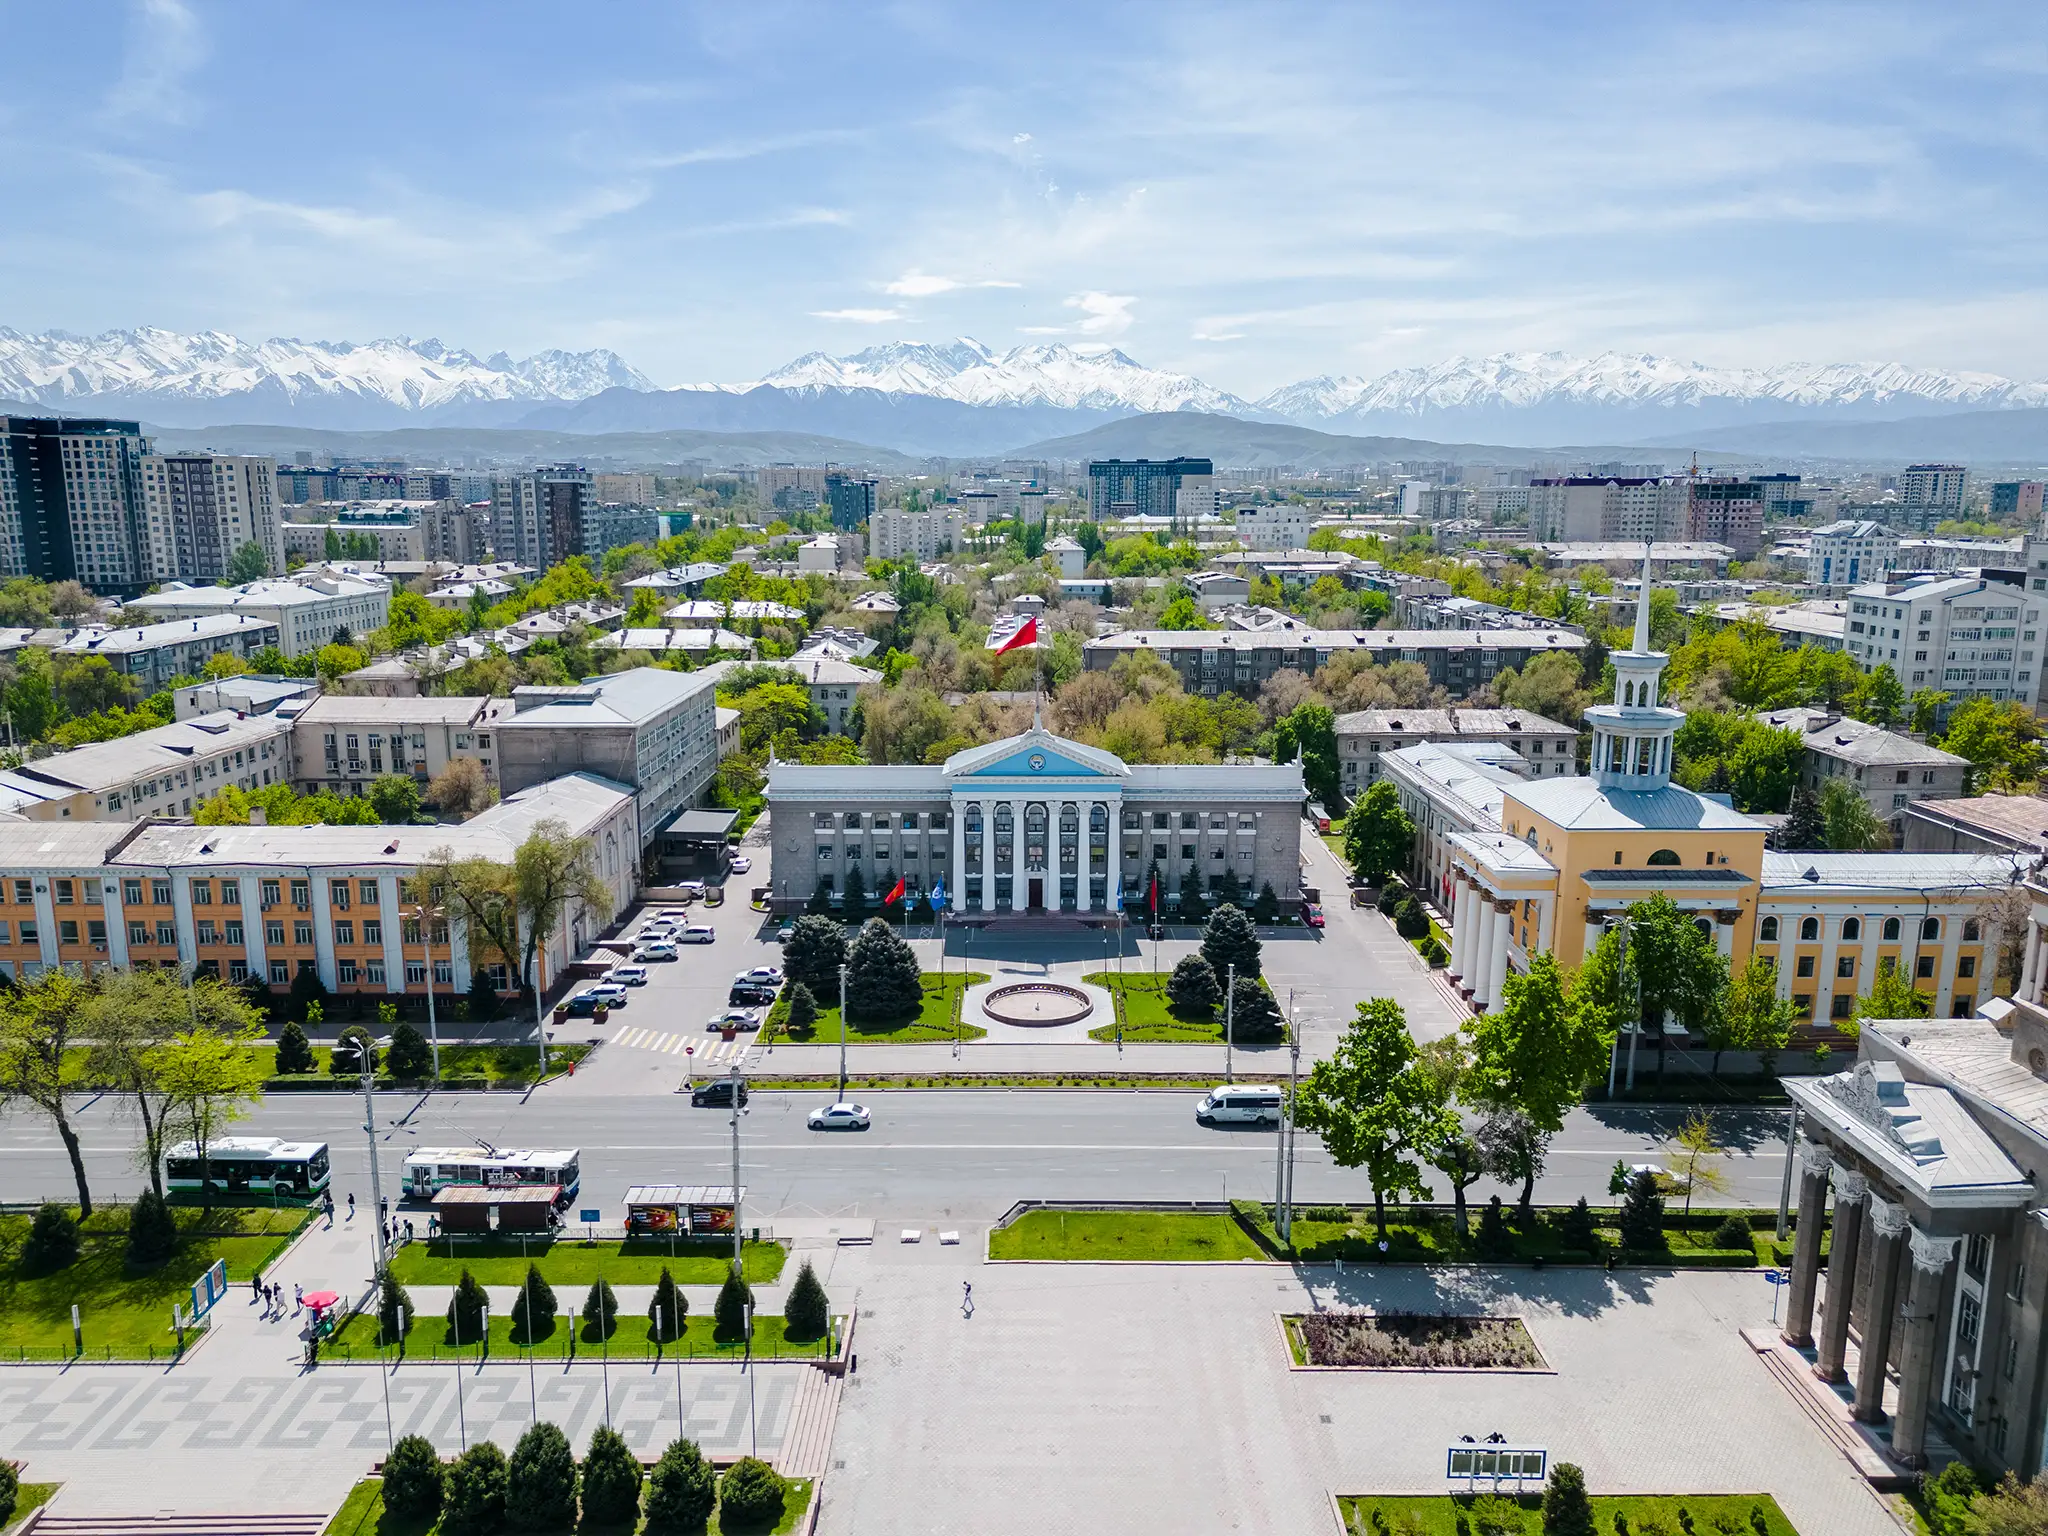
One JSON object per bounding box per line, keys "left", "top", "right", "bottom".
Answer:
{"left": 414, "top": 902, "right": 442, "bottom": 1084}
{"left": 729, "top": 1065, "right": 746, "bottom": 1273}
{"left": 1225, "top": 963, "right": 1235, "bottom": 1084}
{"left": 838, "top": 964, "right": 848, "bottom": 1103}
{"left": 359, "top": 1061, "right": 388, "bottom": 1276}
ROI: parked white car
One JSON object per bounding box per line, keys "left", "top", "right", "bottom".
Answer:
{"left": 634, "top": 941, "right": 678, "bottom": 962}
{"left": 734, "top": 966, "right": 785, "bottom": 986}
{"left": 678, "top": 925, "right": 716, "bottom": 944}
{"left": 808, "top": 1102, "right": 872, "bottom": 1131}
{"left": 608, "top": 965, "right": 650, "bottom": 986}
{"left": 729, "top": 855, "right": 752, "bottom": 874}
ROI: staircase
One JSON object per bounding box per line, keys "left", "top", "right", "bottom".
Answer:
{"left": 778, "top": 1367, "right": 845, "bottom": 1480}
{"left": 35, "top": 1518, "right": 328, "bottom": 1536}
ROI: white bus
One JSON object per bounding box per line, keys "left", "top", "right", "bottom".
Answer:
{"left": 165, "top": 1137, "right": 332, "bottom": 1197}
{"left": 402, "top": 1147, "right": 580, "bottom": 1207}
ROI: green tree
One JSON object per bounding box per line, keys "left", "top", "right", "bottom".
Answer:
{"left": 509, "top": 1263, "right": 558, "bottom": 1343}
{"left": 783, "top": 915, "right": 846, "bottom": 1000}
{"left": 714, "top": 1265, "right": 753, "bottom": 1341}
{"left": 1415, "top": 1034, "right": 1484, "bottom": 1233}
{"left": 423, "top": 819, "right": 614, "bottom": 1020}
{"left": 784, "top": 1258, "right": 830, "bottom": 1341}
{"left": 54, "top": 653, "right": 136, "bottom": 717}
{"left": 582, "top": 1277, "right": 619, "bottom": 1340}
{"left": 1626, "top": 895, "right": 1725, "bottom": 1042}
{"left": 386, "top": 1020, "right": 433, "bottom": 1080}
{"left": 506, "top": 1422, "right": 578, "bottom": 1532}
{"left": 126, "top": 1188, "right": 178, "bottom": 1265}
{"left": 368, "top": 774, "right": 423, "bottom": 824}
{"left": 275, "top": 1019, "right": 315, "bottom": 1074}
{"left": 1542, "top": 1462, "right": 1596, "bottom": 1536}
{"left": 1167, "top": 955, "right": 1221, "bottom": 1016}
{"left": 1341, "top": 780, "right": 1414, "bottom": 883}
{"left": 447, "top": 1268, "right": 489, "bottom": 1343}
{"left": 0, "top": 970, "right": 99, "bottom": 1214}
{"left": 382, "top": 1435, "right": 445, "bottom": 1520}
{"left": 1942, "top": 696, "right": 2046, "bottom": 792}
{"left": 1291, "top": 997, "right": 1457, "bottom": 1239}
{"left": 783, "top": 982, "right": 819, "bottom": 1036}
{"left": 1911, "top": 688, "right": 1951, "bottom": 736}
{"left": 715, "top": 1459, "right": 787, "bottom": 1530}
{"left": 226, "top": 541, "right": 270, "bottom": 584}
{"left": 840, "top": 862, "right": 868, "bottom": 925}
{"left": 4, "top": 654, "right": 58, "bottom": 741}
{"left": 152, "top": 1013, "right": 270, "bottom": 1212}
{"left": 843, "top": 917, "right": 922, "bottom": 1022}
{"left": 1819, "top": 778, "right": 1887, "bottom": 850}
{"left": 1855, "top": 963, "right": 1931, "bottom": 1025}
{"left": 441, "top": 1441, "right": 508, "bottom": 1536}
{"left": 1252, "top": 881, "right": 1281, "bottom": 923}
{"left": 1617, "top": 1168, "right": 1665, "bottom": 1253}
{"left": 643, "top": 1440, "right": 718, "bottom": 1533}
{"left": 1227, "top": 976, "right": 1286, "bottom": 1043}
{"left": 378, "top": 1265, "right": 415, "bottom": 1346}
{"left": 579, "top": 1425, "right": 643, "bottom": 1527}
{"left": 466, "top": 964, "right": 501, "bottom": 1022}
{"left": 1464, "top": 953, "right": 1606, "bottom": 1219}
{"left": 1960, "top": 1472, "right": 2048, "bottom": 1536}
{"left": 648, "top": 1268, "right": 686, "bottom": 1343}
{"left": 1201, "top": 902, "right": 1263, "bottom": 981}
{"left": 1710, "top": 953, "right": 1796, "bottom": 1077}
{"left": 1274, "top": 701, "right": 1340, "bottom": 806}
{"left": 1860, "top": 663, "right": 1905, "bottom": 728}
{"left": 331, "top": 1024, "right": 378, "bottom": 1075}
{"left": 1771, "top": 784, "right": 1826, "bottom": 851}
{"left": 1668, "top": 1109, "right": 1731, "bottom": 1219}
{"left": 23, "top": 1203, "right": 79, "bottom": 1272}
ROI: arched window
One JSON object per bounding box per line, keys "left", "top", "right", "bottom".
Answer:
{"left": 1964, "top": 918, "right": 1981, "bottom": 943}
{"left": 1882, "top": 917, "right": 1900, "bottom": 942}
{"left": 1525, "top": 828, "right": 1538, "bottom": 848}
{"left": 994, "top": 804, "right": 1014, "bottom": 833}
{"left": 1760, "top": 916, "right": 1779, "bottom": 941}
{"left": 1089, "top": 804, "right": 1107, "bottom": 834}
{"left": 1922, "top": 917, "right": 1941, "bottom": 942}
{"left": 1647, "top": 849, "right": 1681, "bottom": 866}
{"left": 1800, "top": 917, "right": 1819, "bottom": 942}
{"left": 1694, "top": 917, "right": 1713, "bottom": 940}
{"left": 1842, "top": 917, "right": 1861, "bottom": 942}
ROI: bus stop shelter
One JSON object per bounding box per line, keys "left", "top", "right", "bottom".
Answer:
{"left": 433, "top": 1184, "right": 562, "bottom": 1233}
{"left": 624, "top": 1184, "right": 744, "bottom": 1236}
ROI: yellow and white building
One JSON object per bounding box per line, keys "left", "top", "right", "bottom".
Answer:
{"left": 1438, "top": 553, "right": 2024, "bottom": 1025}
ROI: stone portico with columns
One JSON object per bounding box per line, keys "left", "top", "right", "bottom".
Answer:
{"left": 765, "top": 724, "right": 1304, "bottom": 917}
{"left": 1773, "top": 1007, "right": 2048, "bottom": 1478}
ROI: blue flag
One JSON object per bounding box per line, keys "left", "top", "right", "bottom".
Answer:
{"left": 931, "top": 878, "right": 947, "bottom": 909}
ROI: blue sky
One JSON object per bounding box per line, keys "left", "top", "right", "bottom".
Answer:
{"left": 3, "top": 1, "right": 2047, "bottom": 392}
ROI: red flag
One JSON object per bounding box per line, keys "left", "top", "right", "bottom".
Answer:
{"left": 1149, "top": 875, "right": 1159, "bottom": 917}
{"left": 884, "top": 875, "right": 907, "bottom": 905}
{"left": 988, "top": 613, "right": 1038, "bottom": 654}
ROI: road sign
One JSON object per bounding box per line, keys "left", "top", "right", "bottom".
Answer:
{"left": 580, "top": 1209, "right": 601, "bottom": 1224}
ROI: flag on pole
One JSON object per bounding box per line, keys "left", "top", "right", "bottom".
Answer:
{"left": 1149, "top": 875, "right": 1160, "bottom": 918}
{"left": 931, "top": 878, "right": 947, "bottom": 909}
{"left": 883, "top": 875, "right": 907, "bottom": 905}
{"left": 987, "top": 613, "right": 1038, "bottom": 654}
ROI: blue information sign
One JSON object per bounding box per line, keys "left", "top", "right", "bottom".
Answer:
{"left": 580, "top": 1209, "right": 601, "bottom": 1224}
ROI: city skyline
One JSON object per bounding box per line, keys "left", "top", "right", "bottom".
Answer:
{"left": 3, "top": 3, "right": 2047, "bottom": 396}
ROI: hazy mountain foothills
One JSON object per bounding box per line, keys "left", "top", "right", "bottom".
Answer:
{"left": 9, "top": 325, "right": 2048, "bottom": 460}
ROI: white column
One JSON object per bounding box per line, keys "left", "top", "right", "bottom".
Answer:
{"left": 1481, "top": 904, "right": 1513, "bottom": 1011}
{"left": 1935, "top": 917, "right": 1960, "bottom": 1015}
{"left": 2021, "top": 918, "right": 2043, "bottom": 1003}
{"left": 951, "top": 797, "right": 967, "bottom": 912}
{"left": 1535, "top": 893, "right": 1555, "bottom": 957}
{"left": 1584, "top": 916, "right": 1606, "bottom": 961}
{"left": 1467, "top": 900, "right": 1493, "bottom": 1006}
{"left": 1472, "top": 901, "right": 1503, "bottom": 1009}
{"left": 1009, "top": 799, "right": 1026, "bottom": 913}
{"left": 1449, "top": 876, "right": 1473, "bottom": 979}
{"left": 1715, "top": 913, "right": 1735, "bottom": 960}
{"left": 1104, "top": 801, "right": 1120, "bottom": 911}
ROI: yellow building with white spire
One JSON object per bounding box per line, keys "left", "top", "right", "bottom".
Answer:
{"left": 1441, "top": 549, "right": 2019, "bottom": 1026}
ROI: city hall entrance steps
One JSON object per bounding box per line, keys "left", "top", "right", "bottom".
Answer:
{"left": 35, "top": 1516, "right": 329, "bottom": 1536}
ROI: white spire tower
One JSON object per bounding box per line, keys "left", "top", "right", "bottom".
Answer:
{"left": 1586, "top": 544, "right": 1684, "bottom": 791}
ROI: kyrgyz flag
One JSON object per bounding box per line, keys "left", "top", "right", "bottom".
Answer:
{"left": 987, "top": 613, "right": 1038, "bottom": 654}
{"left": 884, "top": 875, "right": 907, "bottom": 905}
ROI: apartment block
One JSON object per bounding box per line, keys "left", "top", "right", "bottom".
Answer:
{"left": 1807, "top": 520, "right": 1900, "bottom": 593}
{"left": 760, "top": 465, "right": 828, "bottom": 512}
{"left": 54, "top": 614, "right": 280, "bottom": 694}
{"left": 1755, "top": 706, "right": 1968, "bottom": 824}
{"left": 1087, "top": 458, "right": 1214, "bottom": 522}
{"left": 1235, "top": 503, "right": 1313, "bottom": 550}
{"left": 1845, "top": 574, "right": 2044, "bottom": 708}
{"left": 1900, "top": 463, "right": 1969, "bottom": 518}
{"left": 0, "top": 773, "right": 638, "bottom": 1000}
{"left": 825, "top": 473, "right": 878, "bottom": 530}
{"left": 1528, "top": 477, "right": 1687, "bottom": 543}
{"left": 0, "top": 416, "right": 151, "bottom": 591}
{"left": 0, "top": 709, "right": 296, "bottom": 822}
{"left": 292, "top": 695, "right": 513, "bottom": 797}
{"left": 1684, "top": 477, "right": 1764, "bottom": 558}
{"left": 1338, "top": 706, "right": 1579, "bottom": 794}
{"left": 491, "top": 465, "right": 591, "bottom": 568}
{"left": 140, "top": 452, "right": 284, "bottom": 584}
{"left": 125, "top": 573, "right": 392, "bottom": 658}
{"left": 1085, "top": 627, "right": 1585, "bottom": 698}
{"left": 870, "top": 505, "right": 965, "bottom": 561}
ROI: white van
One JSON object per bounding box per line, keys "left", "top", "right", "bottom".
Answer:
{"left": 1195, "top": 1085, "right": 1283, "bottom": 1126}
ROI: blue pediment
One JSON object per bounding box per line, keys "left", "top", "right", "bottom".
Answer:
{"left": 941, "top": 727, "right": 1130, "bottom": 780}
{"left": 963, "top": 747, "right": 1113, "bottom": 780}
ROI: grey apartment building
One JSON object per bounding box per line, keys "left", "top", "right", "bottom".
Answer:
{"left": 765, "top": 725, "right": 1304, "bottom": 916}
{"left": 1086, "top": 458, "right": 1214, "bottom": 522}
{"left": 1084, "top": 627, "right": 1586, "bottom": 698}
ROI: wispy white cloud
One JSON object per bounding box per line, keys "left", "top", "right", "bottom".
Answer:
{"left": 104, "top": 0, "right": 206, "bottom": 128}
{"left": 811, "top": 307, "right": 904, "bottom": 323}
{"left": 1069, "top": 291, "right": 1135, "bottom": 336}
{"left": 883, "top": 270, "right": 1021, "bottom": 297}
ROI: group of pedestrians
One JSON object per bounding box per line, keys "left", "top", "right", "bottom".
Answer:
{"left": 249, "top": 1276, "right": 300, "bottom": 1320}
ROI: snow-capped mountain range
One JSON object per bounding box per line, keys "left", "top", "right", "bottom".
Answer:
{"left": 0, "top": 328, "right": 651, "bottom": 429}
{"left": 5, "top": 326, "right": 2048, "bottom": 449}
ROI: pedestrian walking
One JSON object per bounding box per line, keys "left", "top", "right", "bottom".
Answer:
{"left": 347, "top": 1192, "right": 355, "bottom": 1220}
{"left": 962, "top": 1280, "right": 973, "bottom": 1306}
{"left": 404, "top": 1219, "right": 414, "bottom": 1243}
{"left": 294, "top": 1283, "right": 303, "bottom": 1314}
{"left": 250, "top": 1267, "right": 262, "bottom": 1304}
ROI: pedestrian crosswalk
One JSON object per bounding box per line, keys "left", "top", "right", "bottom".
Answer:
{"left": 611, "top": 1024, "right": 752, "bottom": 1066}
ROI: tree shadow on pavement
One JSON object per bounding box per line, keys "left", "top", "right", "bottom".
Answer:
{"left": 1295, "top": 1259, "right": 1660, "bottom": 1321}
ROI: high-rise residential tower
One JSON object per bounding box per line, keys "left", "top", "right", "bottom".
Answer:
{"left": 140, "top": 453, "right": 284, "bottom": 584}
{"left": 0, "top": 416, "right": 151, "bottom": 591}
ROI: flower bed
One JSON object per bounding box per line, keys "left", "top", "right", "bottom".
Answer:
{"left": 1289, "top": 1311, "right": 1545, "bottom": 1369}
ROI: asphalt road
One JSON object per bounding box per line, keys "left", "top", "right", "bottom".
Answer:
{"left": 0, "top": 1089, "right": 1797, "bottom": 1223}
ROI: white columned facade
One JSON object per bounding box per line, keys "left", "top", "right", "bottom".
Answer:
{"left": 1009, "top": 798, "right": 1026, "bottom": 913}
{"left": 951, "top": 799, "right": 968, "bottom": 910}
{"left": 1535, "top": 892, "right": 1554, "bottom": 955}
{"left": 1102, "top": 801, "right": 1120, "bottom": 911}
{"left": 1480, "top": 903, "right": 1513, "bottom": 1011}
{"left": 1449, "top": 875, "right": 1474, "bottom": 980}
{"left": 1472, "top": 900, "right": 1503, "bottom": 1009}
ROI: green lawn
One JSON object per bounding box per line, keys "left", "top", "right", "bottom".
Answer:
{"left": 263, "top": 1042, "right": 589, "bottom": 1088}
{"left": 388, "top": 1235, "right": 785, "bottom": 1288}
{"left": 989, "top": 1209, "right": 1268, "bottom": 1262}
{"left": 325, "top": 1307, "right": 835, "bottom": 1364}
{"left": 762, "top": 972, "right": 988, "bottom": 1044}
{"left": 4, "top": 1484, "right": 60, "bottom": 1534}
{"left": 1237, "top": 1201, "right": 1762, "bottom": 1267}
{"left": 745, "top": 1073, "right": 1274, "bottom": 1091}
{"left": 324, "top": 1472, "right": 812, "bottom": 1536}
{"left": 1081, "top": 971, "right": 1224, "bottom": 1041}
{"left": 0, "top": 1205, "right": 309, "bottom": 1360}
{"left": 1337, "top": 1494, "right": 1799, "bottom": 1536}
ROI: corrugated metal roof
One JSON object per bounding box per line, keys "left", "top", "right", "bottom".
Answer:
{"left": 1508, "top": 777, "right": 1764, "bottom": 831}
{"left": 1761, "top": 851, "right": 2024, "bottom": 894}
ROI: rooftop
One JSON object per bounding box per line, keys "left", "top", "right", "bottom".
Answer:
{"left": 1760, "top": 850, "right": 2025, "bottom": 895}
{"left": 0, "top": 710, "right": 293, "bottom": 798}
{"left": 1382, "top": 741, "right": 1532, "bottom": 830}
{"left": 503, "top": 666, "right": 717, "bottom": 728}
{"left": 1786, "top": 1057, "right": 2030, "bottom": 1205}
{"left": 57, "top": 614, "right": 277, "bottom": 655}
{"left": 1088, "top": 627, "right": 1586, "bottom": 653}
{"left": 1336, "top": 706, "right": 1577, "bottom": 738}
{"left": 1507, "top": 774, "right": 1764, "bottom": 833}
{"left": 294, "top": 695, "right": 510, "bottom": 727}
{"left": 1754, "top": 708, "right": 1967, "bottom": 768}
{"left": 1905, "top": 794, "right": 2048, "bottom": 849}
